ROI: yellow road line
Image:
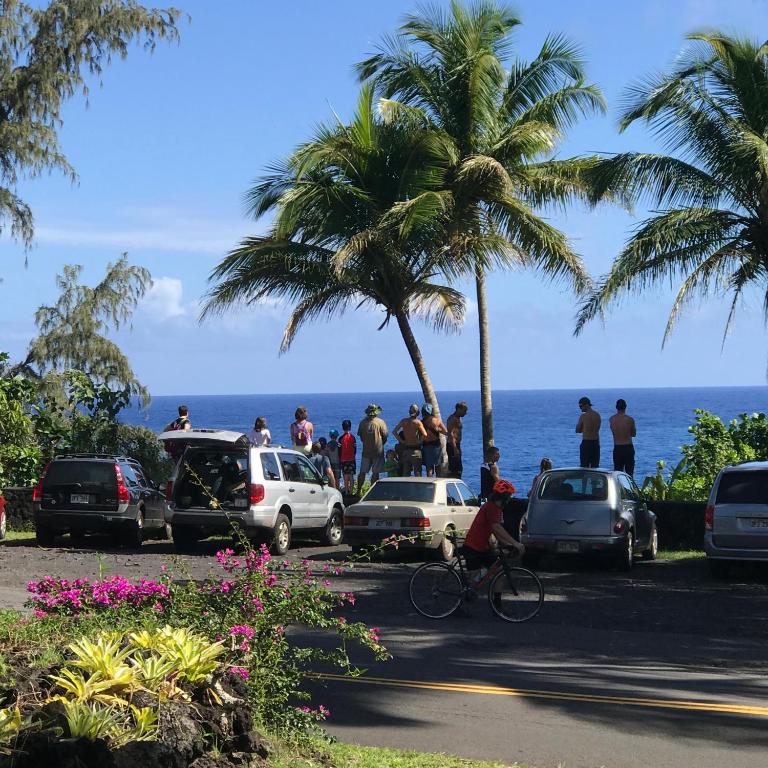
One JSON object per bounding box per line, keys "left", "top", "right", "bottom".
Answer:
{"left": 315, "top": 674, "right": 768, "bottom": 718}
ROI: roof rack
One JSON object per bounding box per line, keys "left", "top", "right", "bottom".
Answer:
{"left": 54, "top": 453, "right": 130, "bottom": 461}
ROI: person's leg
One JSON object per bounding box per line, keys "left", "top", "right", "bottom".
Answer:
{"left": 412, "top": 451, "right": 422, "bottom": 477}
{"left": 592, "top": 442, "right": 600, "bottom": 468}
{"left": 579, "top": 440, "right": 589, "bottom": 468}
{"left": 613, "top": 445, "right": 623, "bottom": 472}
{"left": 357, "top": 456, "right": 370, "bottom": 494}
{"left": 626, "top": 445, "right": 635, "bottom": 477}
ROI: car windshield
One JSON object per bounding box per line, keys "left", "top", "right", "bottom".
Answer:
{"left": 363, "top": 482, "right": 436, "bottom": 503}
{"left": 44, "top": 461, "right": 116, "bottom": 487}
{"left": 538, "top": 471, "right": 608, "bottom": 501}
{"left": 716, "top": 471, "right": 768, "bottom": 504}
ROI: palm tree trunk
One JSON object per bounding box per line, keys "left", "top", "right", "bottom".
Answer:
{"left": 475, "top": 263, "right": 494, "bottom": 453}
{"left": 394, "top": 311, "right": 443, "bottom": 421}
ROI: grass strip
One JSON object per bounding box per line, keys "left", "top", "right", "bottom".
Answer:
{"left": 658, "top": 549, "right": 705, "bottom": 561}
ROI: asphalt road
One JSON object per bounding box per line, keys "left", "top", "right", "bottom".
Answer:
{"left": 3, "top": 535, "right": 768, "bottom": 767}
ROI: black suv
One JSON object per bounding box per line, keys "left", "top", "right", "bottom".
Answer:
{"left": 32, "top": 454, "right": 167, "bottom": 547}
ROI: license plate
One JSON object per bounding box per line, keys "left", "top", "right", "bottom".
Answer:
{"left": 70, "top": 494, "right": 89, "bottom": 504}
{"left": 373, "top": 519, "right": 395, "bottom": 528}
{"left": 234, "top": 499, "right": 248, "bottom": 509}
{"left": 750, "top": 518, "right": 768, "bottom": 528}
{"left": 556, "top": 541, "right": 579, "bottom": 553}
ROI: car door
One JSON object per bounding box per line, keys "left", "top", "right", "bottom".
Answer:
{"left": 277, "top": 452, "right": 313, "bottom": 527}
{"left": 296, "top": 454, "right": 329, "bottom": 525}
{"left": 617, "top": 473, "right": 642, "bottom": 545}
{"left": 130, "top": 463, "right": 163, "bottom": 529}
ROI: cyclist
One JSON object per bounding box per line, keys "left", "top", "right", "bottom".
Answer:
{"left": 462, "top": 479, "right": 525, "bottom": 594}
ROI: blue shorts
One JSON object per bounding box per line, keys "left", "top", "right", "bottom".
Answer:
{"left": 422, "top": 443, "right": 442, "bottom": 469}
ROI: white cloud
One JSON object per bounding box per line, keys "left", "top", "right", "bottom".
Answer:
{"left": 141, "top": 277, "right": 191, "bottom": 320}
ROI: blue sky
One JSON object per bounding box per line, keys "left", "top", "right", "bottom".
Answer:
{"left": 1, "top": 0, "right": 767, "bottom": 395}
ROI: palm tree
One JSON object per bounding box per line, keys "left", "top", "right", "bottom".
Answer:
{"left": 576, "top": 32, "right": 768, "bottom": 345}
{"left": 358, "top": 0, "right": 603, "bottom": 452}
{"left": 202, "top": 87, "right": 474, "bottom": 419}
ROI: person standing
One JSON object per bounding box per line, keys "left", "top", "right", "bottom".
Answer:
{"left": 249, "top": 416, "right": 271, "bottom": 447}
{"left": 446, "top": 401, "right": 468, "bottom": 478}
{"left": 528, "top": 457, "right": 553, "bottom": 497}
{"left": 393, "top": 404, "right": 428, "bottom": 476}
{"left": 309, "top": 442, "right": 336, "bottom": 488}
{"left": 609, "top": 399, "right": 637, "bottom": 475}
{"left": 421, "top": 403, "right": 447, "bottom": 478}
{"left": 576, "top": 396, "right": 601, "bottom": 468}
{"left": 290, "top": 406, "right": 314, "bottom": 455}
{"left": 163, "top": 405, "right": 192, "bottom": 463}
{"left": 326, "top": 429, "right": 342, "bottom": 482}
{"left": 338, "top": 420, "right": 357, "bottom": 495}
{"left": 357, "top": 404, "right": 388, "bottom": 490}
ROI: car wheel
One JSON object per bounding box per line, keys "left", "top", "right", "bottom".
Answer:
{"left": 122, "top": 514, "right": 144, "bottom": 549}
{"left": 36, "top": 526, "right": 55, "bottom": 547}
{"left": 619, "top": 530, "right": 634, "bottom": 572}
{"left": 436, "top": 528, "right": 455, "bottom": 562}
{"left": 324, "top": 509, "right": 343, "bottom": 547}
{"left": 709, "top": 559, "right": 730, "bottom": 579}
{"left": 172, "top": 524, "right": 199, "bottom": 553}
{"left": 271, "top": 513, "right": 292, "bottom": 556}
{"left": 0, "top": 511, "right": 6, "bottom": 541}
{"left": 642, "top": 526, "right": 658, "bottom": 561}
{"left": 154, "top": 522, "right": 172, "bottom": 541}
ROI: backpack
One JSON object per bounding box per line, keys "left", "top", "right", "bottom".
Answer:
{"left": 294, "top": 421, "right": 310, "bottom": 446}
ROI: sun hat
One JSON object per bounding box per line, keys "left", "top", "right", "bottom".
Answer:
{"left": 365, "top": 403, "right": 380, "bottom": 416}
{"left": 422, "top": 403, "right": 434, "bottom": 416}
{"left": 578, "top": 397, "right": 592, "bottom": 406}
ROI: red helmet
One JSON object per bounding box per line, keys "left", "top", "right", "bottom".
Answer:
{"left": 492, "top": 479, "right": 516, "bottom": 496}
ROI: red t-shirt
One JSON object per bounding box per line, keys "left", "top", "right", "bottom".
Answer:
{"left": 464, "top": 501, "right": 503, "bottom": 552}
{"left": 339, "top": 432, "right": 356, "bottom": 462}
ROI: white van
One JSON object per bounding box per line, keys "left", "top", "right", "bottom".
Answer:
{"left": 161, "top": 429, "right": 344, "bottom": 555}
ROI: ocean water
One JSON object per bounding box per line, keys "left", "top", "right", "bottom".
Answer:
{"left": 121, "top": 387, "right": 767, "bottom": 493}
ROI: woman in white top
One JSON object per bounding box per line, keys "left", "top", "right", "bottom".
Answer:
{"left": 249, "top": 416, "right": 272, "bottom": 447}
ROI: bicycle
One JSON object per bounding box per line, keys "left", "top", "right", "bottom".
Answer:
{"left": 408, "top": 538, "right": 544, "bottom": 623}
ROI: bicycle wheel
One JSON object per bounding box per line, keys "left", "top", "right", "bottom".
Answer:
{"left": 409, "top": 562, "right": 463, "bottom": 619}
{"left": 489, "top": 566, "right": 544, "bottom": 623}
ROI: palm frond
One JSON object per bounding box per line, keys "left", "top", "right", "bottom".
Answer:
{"left": 408, "top": 281, "right": 466, "bottom": 333}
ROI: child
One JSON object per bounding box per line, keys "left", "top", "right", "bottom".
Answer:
{"left": 384, "top": 449, "right": 400, "bottom": 478}
{"left": 326, "top": 429, "right": 341, "bottom": 482}
{"left": 249, "top": 416, "right": 271, "bottom": 447}
{"left": 338, "top": 419, "right": 357, "bottom": 494}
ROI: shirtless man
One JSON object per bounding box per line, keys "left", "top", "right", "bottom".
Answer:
{"left": 446, "top": 401, "right": 468, "bottom": 478}
{"left": 394, "top": 404, "right": 428, "bottom": 476}
{"left": 575, "top": 396, "right": 601, "bottom": 468}
{"left": 609, "top": 399, "right": 637, "bottom": 475}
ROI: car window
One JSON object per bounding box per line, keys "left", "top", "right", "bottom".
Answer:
{"left": 129, "top": 463, "right": 149, "bottom": 486}
{"left": 363, "top": 482, "right": 436, "bottom": 503}
{"left": 278, "top": 453, "right": 302, "bottom": 483}
{"left": 716, "top": 471, "right": 768, "bottom": 504}
{"left": 44, "top": 461, "right": 116, "bottom": 487}
{"left": 297, "top": 455, "right": 322, "bottom": 483}
{"left": 446, "top": 482, "right": 463, "bottom": 506}
{"left": 457, "top": 482, "right": 480, "bottom": 507}
{"left": 538, "top": 471, "right": 608, "bottom": 501}
{"left": 618, "top": 474, "right": 638, "bottom": 501}
{"left": 260, "top": 453, "right": 281, "bottom": 481}
{"left": 120, "top": 463, "right": 139, "bottom": 487}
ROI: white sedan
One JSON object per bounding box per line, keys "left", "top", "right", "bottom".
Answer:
{"left": 343, "top": 477, "right": 480, "bottom": 560}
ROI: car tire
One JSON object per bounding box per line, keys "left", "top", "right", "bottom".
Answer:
{"left": 324, "top": 509, "right": 344, "bottom": 547}
{"left": 36, "top": 526, "right": 55, "bottom": 547}
{"left": 619, "top": 530, "right": 634, "bottom": 572}
{"left": 121, "top": 514, "right": 144, "bottom": 549}
{"left": 0, "top": 511, "right": 6, "bottom": 541}
{"left": 154, "top": 522, "right": 172, "bottom": 541}
{"left": 436, "top": 528, "right": 455, "bottom": 562}
{"left": 271, "top": 513, "right": 292, "bottom": 556}
{"left": 642, "top": 525, "right": 658, "bottom": 561}
{"left": 172, "top": 524, "right": 199, "bottom": 553}
{"left": 709, "top": 559, "right": 730, "bottom": 579}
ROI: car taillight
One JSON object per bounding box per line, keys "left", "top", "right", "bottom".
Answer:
{"left": 249, "top": 484, "right": 265, "bottom": 504}
{"left": 115, "top": 464, "right": 130, "bottom": 503}
{"left": 404, "top": 517, "right": 431, "bottom": 528}
{"left": 32, "top": 462, "right": 51, "bottom": 502}
{"left": 614, "top": 520, "right": 626, "bottom": 534}
{"left": 165, "top": 480, "right": 174, "bottom": 500}
{"left": 343, "top": 515, "right": 367, "bottom": 527}
{"left": 704, "top": 504, "right": 714, "bottom": 531}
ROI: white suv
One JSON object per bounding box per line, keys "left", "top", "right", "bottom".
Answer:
{"left": 161, "top": 429, "right": 344, "bottom": 555}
